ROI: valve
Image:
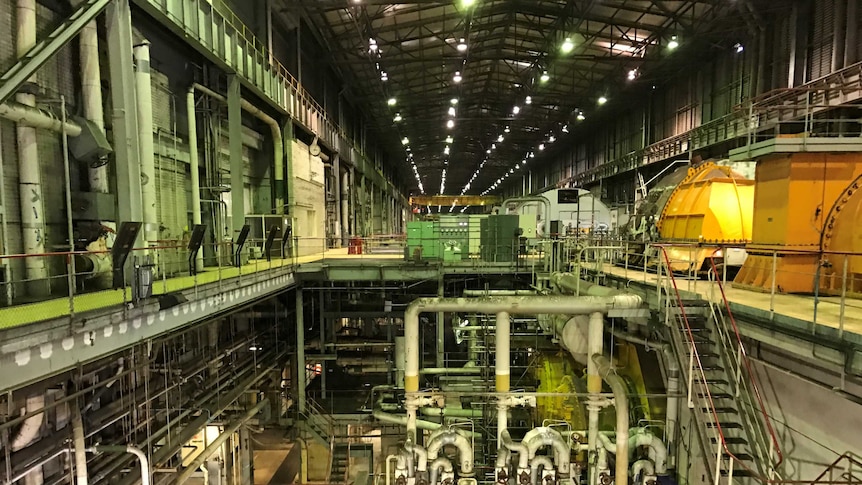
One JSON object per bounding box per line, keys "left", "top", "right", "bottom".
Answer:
{"left": 599, "top": 473, "right": 613, "bottom": 485}
{"left": 497, "top": 469, "right": 509, "bottom": 485}
{"left": 519, "top": 470, "right": 532, "bottom": 485}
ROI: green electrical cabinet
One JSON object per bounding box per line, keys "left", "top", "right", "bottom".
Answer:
{"left": 481, "top": 215, "right": 520, "bottom": 262}
{"left": 407, "top": 221, "right": 441, "bottom": 260}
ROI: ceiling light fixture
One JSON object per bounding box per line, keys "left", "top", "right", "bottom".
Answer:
{"left": 561, "top": 37, "right": 575, "bottom": 53}
{"left": 504, "top": 126, "right": 510, "bottom": 133}
{"left": 450, "top": 98, "right": 459, "bottom": 105}
{"left": 388, "top": 97, "right": 397, "bottom": 106}
{"left": 627, "top": 69, "right": 637, "bottom": 81}
{"left": 393, "top": 113, "right": 402, "bottom": 122}
{"left": 598, "top": 96, "right": 608, "bottom": 105}
{"left": 525, "top": 96, "right": 532, "bottom": 105}
{"left": 512, "top": 105, "right": 521, "bottom": 115}
{"left": 381, "top": 71, "right": 388, "bottom": 81}
{"left": 577, "top": 112, "right": 586, "bottom": 121}
{"left": 668, "top": 35, "right": 679, "bottom": 50}
{"left": 497, "top": 135, "right": 504, "bottom": 142}
{"left": 446, "top": 136, "right": 454, "bottom": 143}
{"left": 562, "top": 124, "right": 569, "bottom": 133}
{"left": 457, "top": 38, "right": 468, "bottom": 52}
{"left": 447, "top": 119, "right": 455, "bottom": 129}
{"left": 448, "top": 106, "right": 456, "bottom": 116}
{"left": 734, "top": 42, "right": 744, "bottom": 53}
{"left": 401, "top": 137, "right": 409, "bottom": 145}
{"left": 453, "top": 71, "right": 463, "bottom": 83}
{"left": 540, "top": 71, "right": 550, "bottom": 83}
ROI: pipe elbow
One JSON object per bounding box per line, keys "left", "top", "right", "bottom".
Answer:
{"left": 501, "top": 430, "right": 530, "bottom": 470}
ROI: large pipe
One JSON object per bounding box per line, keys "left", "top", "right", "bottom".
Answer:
{"left": 74, "top": 0, "right": 107, "bottom": 193}
{"left": 420, "top": 406, "right": 482, "bottom": 418}
{"left": 524, "top": 427, "right": 570, "bottom": 474}
{"left": 0, "top": 102, "right": 82, "bottom": 135}
{"left": 530, "top": 455, "right": 555, "bottom": 485}
{"left": 372, "top": 409, "right": 443, "bottom": 431}
{"left": 186, "top": 88, "right": 203, "bottom": 272}
{"left": 593, "top": 354, "right": 629, "bottom": 484}
{"left": 134, "top": 41, "right": 158, "bottom": 252}
{"left": 496, "top": 311, "right": 511, "bottom": 442}
{"left": 404, "top": 296, "right": 642, "bottom": 437}
{"left": 502, "top": 196, "right": 551, "bottom": 224}
{"left": 192, "top": 83, "right": 285, "bottom": 213}
{"left": 629, "top": 429, "right": 668, "bottom": 475}
{"left": 501, "top": 429, "right": 530, "bottom": 474}
{"left": 11, "top": 395, "right": 44, "bottom": 451}
{"left": 16, "top": 0, "right": 48, "bottom": 295}
{"left": 587, "top": 311, "right": 604, "bottom": 484}
{"left": 174, "top": 399, "right": 268, "bottom": 485}
{"left": 72, "top": 408, "right": 89, "bottom": 485}
{"left": 632, "top": 459, "right": 656, "bottom": 483}
{"left": 429, "top": 457, "right": 453, "bottom": 485}
{"left": 426, "top": 431, "right": 473, "bottom": 475}
{"left": 462, "top": 289, "right": 537, "bottom": 296}
{"left": 88, "top": 446, "right": 151, "bottom": 485}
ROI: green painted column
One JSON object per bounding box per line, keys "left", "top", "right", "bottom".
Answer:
{"left": 296, "top": 288, "right": 306, "bottom": 414}
{"left": 228, "top": 76, "right": 245, "bottom": 243}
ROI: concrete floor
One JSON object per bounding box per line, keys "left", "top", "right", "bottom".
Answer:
{"left": 601, "top": 263, "right": 862, "bottom": 336}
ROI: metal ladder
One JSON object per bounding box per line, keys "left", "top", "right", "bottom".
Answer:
{"left": 656, "top": 246, "right": 783, "bottom": 485}
{"left": 0, "top": 0, "right": 112, "bottom": 104}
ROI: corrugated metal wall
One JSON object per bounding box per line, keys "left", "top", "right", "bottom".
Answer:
{"left": 524, "top": 0, "right": 856, "bottom": 203}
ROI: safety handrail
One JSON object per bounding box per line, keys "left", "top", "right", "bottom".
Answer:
{"left": 706, "top": 252, "right": 784, "bottom": 472}
{"left": 655, "top": 245, "right": 767, "bottom": 483}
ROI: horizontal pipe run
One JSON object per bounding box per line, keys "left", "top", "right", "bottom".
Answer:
{"left": 0, "top": 101, "right": 82, "bottom": 135}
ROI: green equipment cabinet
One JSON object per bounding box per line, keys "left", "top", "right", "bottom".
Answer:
{"left": 406, "top": 221, "right": 441, "bottom": 260}
{"left": 480, "top": 215, "right": 520, "bottom": 262}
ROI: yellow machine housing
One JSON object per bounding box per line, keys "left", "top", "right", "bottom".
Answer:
{"left": 734, "top": 152, "right": 862, "bottom": 293}
{"left": 820, "top": 176, "right": 862, "bottom": 296}
{"left": 656, "top": 162, "right": 754, "bottom": 272}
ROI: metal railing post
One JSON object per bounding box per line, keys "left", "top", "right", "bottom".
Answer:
{"left": 770, "top": 251, "right": 777, "bottom": 318}
{"left": 714, "top": 439, "right": 723, "bottom": 485}
{"left": 687, "top": 350, "right": 695, "bottom": 409}
{"left": 839, "top": 254, "right": 848, "bottom": 338}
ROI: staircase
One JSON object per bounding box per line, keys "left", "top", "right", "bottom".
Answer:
{"left": 656, "top": 246, "right": 783, "bottom": 485}
{"left": 299, "top": 398, "right": 351, "bottom": 484}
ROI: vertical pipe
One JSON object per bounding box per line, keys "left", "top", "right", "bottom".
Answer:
{"left": 74, "top": 0, "right": 108, "bottom": 193}
{"left": 436, "top": 276, "right": 445, "bottom": 368}
{"left": 16, "top": 0, "right": 48, "bottom": 295}
{"left": 134, "top": 42, "right": 157, "bottom": 253}
{"left": 587, "top": 312, "right": 603, "bottom": 485}
{"left": 395, "top": 336, "right": 406, "bottom": 388}
{"left": 187, "top": 88, "right": 203, "bottom": 272}
{"left": 72, "top": 409, "right": 89, "bottom": 485}
{"left": 496, "top": 311, "right": 510, "bottom": 443}
{"left": 296, "top": 288, "right": 306, "bottom": 414}
{"left": 227, "top": 76, "right": 245, "bottom": 241}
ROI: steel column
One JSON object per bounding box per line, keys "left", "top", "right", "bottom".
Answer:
{"left": 228, "top": 75, "right": 245, "bottom": 242}
{"left": 106, "top": 0, "right": 143, "bottom": 229}
{"left": 296, "top": 288, "right": 306, "bottom": 414}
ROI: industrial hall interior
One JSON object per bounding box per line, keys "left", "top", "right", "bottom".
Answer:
{"left": 4, "top": 0, "right": 862, "bottom": 485}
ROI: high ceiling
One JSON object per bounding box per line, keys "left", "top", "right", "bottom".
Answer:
{"left": 296, "top": 1, "right": 759, "bottom": 196}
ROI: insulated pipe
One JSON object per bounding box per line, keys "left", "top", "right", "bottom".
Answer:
{"left": 395, "top": 336, "right": 406, "bottom": 387}
{"left": 663, "top": 346, "right": 679, "bottom": 460}
{"left": 501, "top": 429, "right": 530, "bottom": 471}
{"left": 186, "top": 88, "right": 203, "bottom": 272}
{"left": 420, "top": 406, "right": 483, "bottom": 418}
{"left": 134, "top": 42, "right": 158, "bottom": 252}
{"left": 74, "top": 0, "right": 107, "bottom": 193}
{"left": 592, "top": 354, "right": 629, "bottom": 484}
{"left": 426, "top": 431, "right": 474, "bottom": 475}
{"left": 632, "top": 459, "right": 656, "bottom": 483}
{"left": 524, "top": 428, "right": 570, "bottom": 474}
{"left": 495, "top": 447, "right": 511, "bottom": 477}
{"left": 551, "top": 273, "right": 624, "bottom": 298}
{"left": 192, "top": 83, "right": 285, "bottom": 212}
{"left": 372, "top": 409, "right": 443, "bottom": 431}
{"left": 462, "top": 289, "right": 537, "bottom": 296}
{"left": 16, "top": 0, "right": 48, "bottom": 294}
{"left": 530, "top": 456, "right": 555, "bottom": 485}
{"left": 11, "top": 395, "right": 44, "bottom": 451}
{"left": 404, "top": 296, "right": 641, "bottom": 437}
{"left": 429, "top": 457, "right": 453, "bottom": 485}
{"left": 174, "top": 399, "right": 268, "bottom": 484}
{"left": 72, "top": 408, "right": 89, "bottom": 485}
{"left": 88, "top": 446, "right": 151, "bottom": 485}
{"left": 502, "top": 196, "right": 551, "bottom": 224}
{"left": 629, "top": 429, "right": 667, "bottom": 475}
{"left": 587, "top": 311, "right": 604, "bottom": 471}
{"left": 496, "top": 313, "right": 511, "bottom": 389}
{"left": 0, "top": 102, "right": 82, "bottom": 135}
{"left": 405, "top": 433, "right": 428, "bottom": 473}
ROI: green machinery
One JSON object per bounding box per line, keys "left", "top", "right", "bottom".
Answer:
{"left": 480, "top": 215, "right": 520, "bottom": 262}
{"left": 407, "top": 215, "right": 520, "bottom": 262}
